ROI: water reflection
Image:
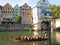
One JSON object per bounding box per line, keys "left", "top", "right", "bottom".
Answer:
{"left": 33, "top": 31, "right": 39, "bottom": 35}
{"left": 33, "top": 42, "right": 37, "bottom": 45}
{"left": 32, "top": 30, "right": 50, "bottom": 45}
{"left": 15, "top": 30, "right": 52, "bottom": 45}
{"left": 0, "top": 30, "right": 57, "bottom": 45}
{"left": 32, "top": 41, "right": 48, "bottom": 45}
{"left": 48, "top": 31, "right": 51, "bottom": 45}
{"left": 51, "top": 30, "right": 60, "bottom": 44}
{"left": 56, "top": 32, "right": 60, "bottom": 43}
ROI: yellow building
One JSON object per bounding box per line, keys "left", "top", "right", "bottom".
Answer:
{"left": 20, "top": 3, "right": 32, "bottom": 24}
{"left": 2, "top": 3, "right": 13, "bottom": 21}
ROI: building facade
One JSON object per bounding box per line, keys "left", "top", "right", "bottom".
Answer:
{"left": 20, "top": 3, "right": 32, "bottom": 24}
{"left": 0, "top": 5, "right": 2, "bottom": 17}
{"left": 13, "top": 4, "right": 20, "bottom": 22}
{"left": 0, "top": 6, "right": 3, "bottom": 23}
{"left": 2, "top": 3, "right": 13, "bottom": 21}
{"left": 32, "top": 0, "right": 53, "bottom": 30}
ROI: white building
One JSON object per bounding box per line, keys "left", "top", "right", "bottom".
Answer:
{"left": 32, "top": 0, "right": 53, "bottom": 30}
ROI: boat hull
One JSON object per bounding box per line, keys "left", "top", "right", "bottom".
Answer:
{"left": 12, "top": 37, "right": 48, "bottom": 42}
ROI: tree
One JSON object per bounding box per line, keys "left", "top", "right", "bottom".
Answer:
{"left": 51, "top": 4, "right": 60, "bottom": 18}
{"left": 16, "top": 15, "right": 22, "bottom": 23}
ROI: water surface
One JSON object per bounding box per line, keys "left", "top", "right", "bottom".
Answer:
{"left": 0, "top": 30, "right": 60, "bottom": 45}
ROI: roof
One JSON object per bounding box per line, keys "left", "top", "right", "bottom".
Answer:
{"left": 23, "top": 3, "right": 29, "bottom": 7}
{"left": 14, "top": 4, "right": 20, "bottom": 9}
{"left": 3, "top": 3, "right": 13, "bottom": 8}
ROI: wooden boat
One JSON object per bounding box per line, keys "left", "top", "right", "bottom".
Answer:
{"left": 12, "top": 36, "right": 48, "bottom": 42}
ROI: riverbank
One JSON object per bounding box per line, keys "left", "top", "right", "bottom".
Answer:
{"left": 0, "top": 24, "right": 33, "bottom": 31}
{"left": 0, "top": 23, "right": 59, "bottom": 32}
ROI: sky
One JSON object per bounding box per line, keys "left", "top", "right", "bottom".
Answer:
{"left": 0, "top": 0, "right": 60, "bottom": 7}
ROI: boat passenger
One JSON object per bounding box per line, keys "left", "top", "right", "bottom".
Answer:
{"left": 24, "top": 36, "right": 27, "bottom": 40}
{"left": 29, "top": 36, "right": 33, "bottom": 40}
{"left": 39, "top": 36, "right": 41, "bottom": 38}
{"left": 21, "top": 36, "right": 24, "bottom": 40}
{"left": 27, "top": 36, "right": 29, "bottom": 40}
{"left": 38, "top": 36, "right": 41, "bottom": 40}
{"left": 36, "top": 36, "right": 38, "bottom": 40}
{"left": 32, "top": 36, "right": 36, "bottom": 40}
{"left": 43, "top": 31, "right": 47, "bottom": 37}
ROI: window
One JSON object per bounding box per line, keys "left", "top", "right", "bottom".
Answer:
{"left": 23, "top": 9, "right": 24, "bottom": 11}
{"left": 10, "top": 11, "right": 11, "bottom": 13}
{"left": 8, "top": 11, "right": 9, "bottom": 13}
{"left": 4, "top": 11, "right": 7, "bottom": 13}
{"left": 38, "top": 17, "right": 39, "bottom": 19}
{"left": 27, "top": 9, "right": 29, "bottom": 11}
{"left": 15, "top": 14, "right": 17, "bottom": 16}
{"left": 8, "top": 8, "right": 9, "bottom": 10}
{"left": 44, "top": 13, "right": 46, "bottom": 16}
{"left": 16, "top": 12, "right": 17, "bottom": 13}
{"left": 25, "top": 9, "right": 27, "bottom": 11}
{"left": 37, "top": 26, "right": 38, "bottom": 27}
{"left": 5, "top": 11, "right": 6, "bottom": 13}
{"left": 15, "top": 9, "right": 18, "bottom": 10}
{"left": 43, "top": 0, "right": 45, "bottom": 2}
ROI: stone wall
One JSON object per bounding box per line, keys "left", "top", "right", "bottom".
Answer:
{"left": 0, "top": 24, "right": 31, "bottom": 31}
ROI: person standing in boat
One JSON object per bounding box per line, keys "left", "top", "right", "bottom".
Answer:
{"left": 44, "top": 31, "right": 47, "bottom": 38}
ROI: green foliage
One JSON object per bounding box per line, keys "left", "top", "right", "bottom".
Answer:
{"left": 16, "top": 15, "right": 22, "bottom": 23}
{"left": 51, "top": 4, "right": 60, "bottom": 18}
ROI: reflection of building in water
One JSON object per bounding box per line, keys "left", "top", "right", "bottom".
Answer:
{"left": 32, "top": 41, "right": 48, "bottom": 45}
{"left": 32, "top": 42, "right": 40, "bottom": 45}
{"left": 33, "top": 42, "right": 36, "bottom": 45}
{"left": 33, "top": 31, "right": 39, "bottom": 35}
{"left": 56, "top": 32, "right": 60, "bottom": 43}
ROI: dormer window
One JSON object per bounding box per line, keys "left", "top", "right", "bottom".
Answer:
{"left": 43, "top": 0, "right": 45, "bottom": 2}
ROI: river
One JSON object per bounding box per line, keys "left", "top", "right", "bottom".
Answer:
{"left": 0, "top": 30, "right": 60, "bottom": 45}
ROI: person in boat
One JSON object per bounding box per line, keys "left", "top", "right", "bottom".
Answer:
{"left": 38, "top": 36, "right": 41, "bottom": 40}
{"left": 24, "top": 35, "right": 28, "bottom": 40}
{"left": 32, "top": 35, "right": 39, "bottom": 40}
{"left": 26, "top": 36, "right": 29, "bottom": 40}
{"left": 21, "top": 36, "right": 24, "bottom": 40}
{"left": 35, "top": 36, "right": 38, "bottom": 40}
{"left": 43, "top": 31, "right": 47, "bottom": 38}
{"left": 29, "top": 36, "right": 33, "bottom": 40}
{"left": 38, "top": 36, "right": 41, "bottom": 38}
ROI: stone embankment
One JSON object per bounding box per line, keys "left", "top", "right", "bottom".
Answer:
{"left": 0, "top": 24, "right": 32, "bottom": 31}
